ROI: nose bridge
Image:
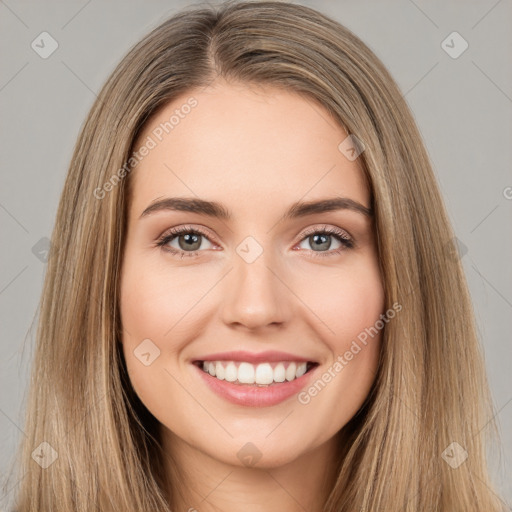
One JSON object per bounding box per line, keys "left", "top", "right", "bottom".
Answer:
{"left": 220, "top": 236, "right": 291, "bottom": 329}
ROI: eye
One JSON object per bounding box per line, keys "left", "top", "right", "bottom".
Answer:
{"left": 295, "top": 225, "right": 354, "bottom": 257}
{"left": 156, "top": 225, "right": 216, "bottom": 258}
{"left": 156, "top": 224, "right": 354, "bottom": 259}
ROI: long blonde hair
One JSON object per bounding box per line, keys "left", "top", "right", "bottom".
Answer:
{"left": 8, "top": 1, "right": 504, "bottom": 510}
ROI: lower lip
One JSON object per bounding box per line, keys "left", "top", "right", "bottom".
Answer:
{"left": 192, "top": 363, "right": 318, "bottom": 407}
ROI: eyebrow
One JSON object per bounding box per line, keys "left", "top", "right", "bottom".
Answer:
{"left": 139, "top": 196, "right": 373, "bottom": 220}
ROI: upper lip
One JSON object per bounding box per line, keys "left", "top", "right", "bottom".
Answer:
{"left": 193, "top": 350, "right": 317, "bottom": 364}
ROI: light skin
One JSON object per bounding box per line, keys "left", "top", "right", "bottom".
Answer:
{"left": 119, "top": 79, "right": 385, "bottom": 511}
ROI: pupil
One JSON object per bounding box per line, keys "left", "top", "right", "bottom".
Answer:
{"left": 311, "top": 234, "right": 330, "bottom": 251}
{"left": 179, "top": 233, "right": 200, "bottom": 251}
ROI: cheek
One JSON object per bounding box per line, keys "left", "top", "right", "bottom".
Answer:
{"left": 119, "top": 256, "right": 206, "bottom": 339}
{"left": 298, "top": 255, "right": 384, "bottom": 346}
{"left": 119, "top": 254, "right": 219, "bottom": 412}
{"left": 334, "top": 276, "right": 384, "bottom": 348}
{"left": 293, "top": 256, "right": 384, "bottom": 416}
{"left": 333, "top": 265, "right": 384, "bottom": 377}
{"left": 119, "top": 257, "right": 179, "bottom": 401}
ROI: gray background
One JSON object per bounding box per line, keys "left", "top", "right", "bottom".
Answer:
{"left": 1, "top": 0, "right": 511, "bottom": 509}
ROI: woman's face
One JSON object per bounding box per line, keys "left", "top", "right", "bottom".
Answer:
{"left": 120, "top": 80, "right": 384, "bottom": 468}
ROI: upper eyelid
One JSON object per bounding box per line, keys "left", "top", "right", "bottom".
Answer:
{"left": 300, "top": 224, "right": 352, "bottom": 240}
{"left": 159, "top": 224, "right": 216, "bottom": 242}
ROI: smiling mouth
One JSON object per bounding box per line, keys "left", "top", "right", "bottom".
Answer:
{"left": 193, "top": 360, "right": 319, "bottom": 386}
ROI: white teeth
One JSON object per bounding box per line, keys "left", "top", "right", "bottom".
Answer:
{"left": 198, "top": 360, "right": 312, "bottom": 384}
{"left": 295, "top": 362, "right": 307, "bottom": 378}
{"left": 225, "top": 362, "right": 238, "bottom": 382}
{"left": 215, "top": 361, "right": 225, "bottom": 380}
{"left": 255, "top": 363, "right": 274, "bottom": 385}
{"left": 273, "top": 363, "right": 286, "bottom": 383}
{"left": 238, "top": 362, "right": 255, "bottom": 384}
{"left": 285, "top": 362, "right": 297, "bottom": 381}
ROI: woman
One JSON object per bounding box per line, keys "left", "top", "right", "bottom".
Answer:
{"left": 9, "top": 1, "right": 505, "bottom": 510}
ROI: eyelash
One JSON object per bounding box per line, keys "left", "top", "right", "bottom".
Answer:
{"left": 155, "top": 224, "right": 354, "bottom": 259}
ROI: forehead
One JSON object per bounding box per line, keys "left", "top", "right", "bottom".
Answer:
{"left": 128, "top": 81, "right": 369, "bottom": 217}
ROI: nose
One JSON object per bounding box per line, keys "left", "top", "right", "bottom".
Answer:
{"left": 220, "top": 246, "right": 293, "bottom": 331}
